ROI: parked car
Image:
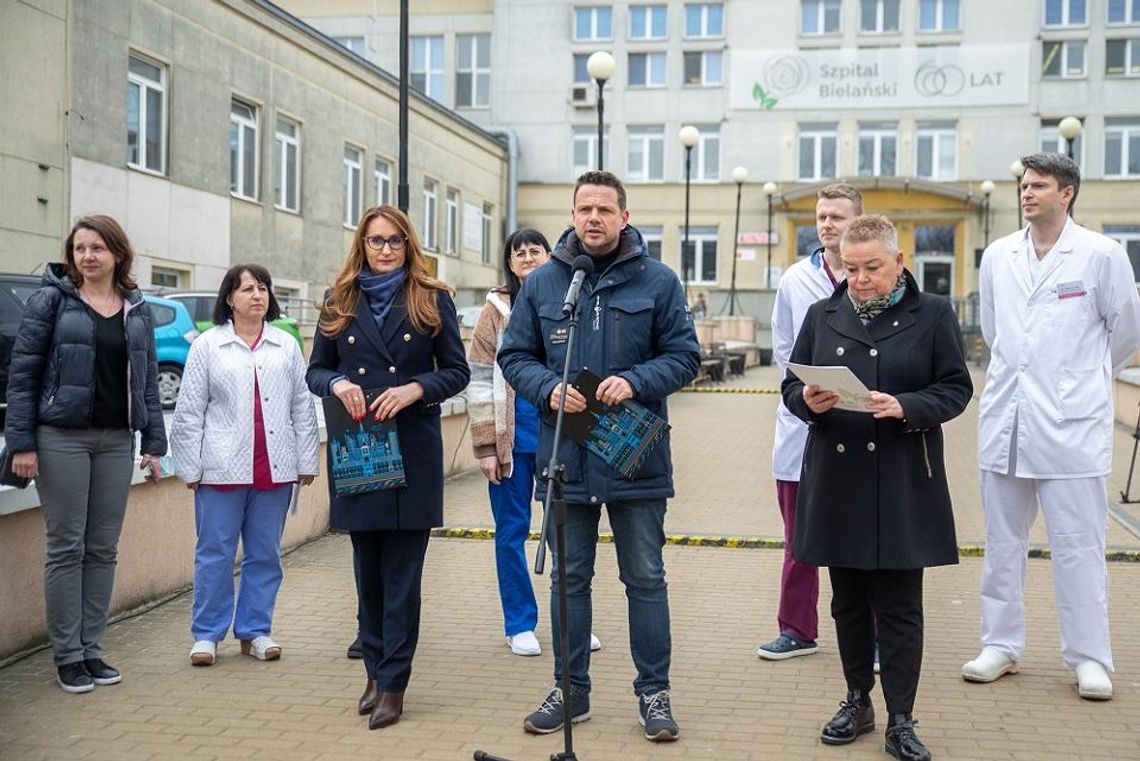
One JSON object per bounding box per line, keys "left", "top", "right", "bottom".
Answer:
{"left": 457, "top": 305, "right": 483, "bottom": 329}
{"left": 160, "top": 291, "right": 304, "bottom": 349}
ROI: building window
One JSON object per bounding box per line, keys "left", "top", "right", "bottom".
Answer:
{"left": 1103, "top": 225, "right": 1140, "bottom": 282}
{"left": 422, "top": 177, "right": 438, "bottom": 249}
{"left": 230, "top": 99, "right": 259, "bottom": 201}
{"left": 798, "top": 123, "right": 838, "bottom": 180}
{"left": 642, "top": 226, "right": 663, "bottom": 260}
{"left": 684, "top": 3, "right": 724, "bottom": 38}
{"left": 802, "top": 0, "right": 841, "bottom": 34}
{"left": 151, "top": 265, "right": 186, "bottom": 289}
{"left": 274, "top": 116, "right": 300, "bottom": 212}
{"left": 333, "top": 36, "right": 365, "bottom": 55}
{"left": 574, "top": 54, "right": 591, "bottom": 85}
{"left": 627, "top": 126, "right": 665, "bottom": 182}
{"left": 456, "top": 34, "right": 491, "bottom": 108}
{"left": 1042, "top": 40, "right": 1086, "bottom": 78}
{"left": 1039, "top": 120, "right": 1085, "bottom": 166}
{"left": 127, "top": 53, "right": 166, "bottom": 174}
{"left": 445, "top": 188, "right": 459, "bottom": 256}
{"left": 1044, "top": 0, "right": 1087, "bottom": 27}
{"left": 796, "top": 225, "right": 819, "bottom": 258}
{"left": 683, "top": 50, "right": 723, "bottom": 86}
{"left": 689, "top": 126, "right": 720, "bottom": 181}
{"left": 861, "top": 0, "right": 901, "bottom": 32}
{"left": 411, "top": 36, "right": 445, "bottom": 103}
{"left": 629, "top": 52, "right": 667, "bottom": 87}
{"left": 343, "top": 145, "right": 363, "bottom": 227}
{"left": 482, "top": 203, "right": 494, "bottom": 265}
{"left": 630, "top": 5, "right": 668, "bottom": 39}
{"left": 374, "top": 158, "right": 391, "bottom": 206}
{"left": 1108, "top": 0, "right": 1140, "bottom": 24}
{"left": 574, "top": 6, "right": 613, "bottom": 41}
{"left": 680, "top": 226, "right": 718, "bottom": 284}
{"left": 573, "top": 126, "right": 609, "bottom": 175}
{"left": 916, "top": 121, "right": 957, "bottom": 180}
{"left": 858, "top": 122, "right": 898, "bottom": 176}
{"left": 1105, "top": 120, "right": 1140, "bottom": 177}
{"left": 1107, "top": 39, "right": 1140, "bottom": 76}
{"left": 918, "top": 0, "right": 959, "bottom": 32}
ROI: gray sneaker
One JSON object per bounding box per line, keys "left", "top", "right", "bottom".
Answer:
{"left": 756, "top": 632, "right": 819, "bottom": 660}
{"left": 638, "top": 690, "right": 679, "bottom": 741}
{"left": 522, "top": 686, "right": 590, "bottom": 734}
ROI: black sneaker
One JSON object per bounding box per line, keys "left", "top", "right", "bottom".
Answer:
{"left": 83, "top": 658, "right": 121, "bottom": 685}
{"left": 522, "top": 686, "right": 591, "bottom": 734}
{"left": 56, "top": 662, "right": 94, "bottom": 694}
{"left": 757, "top": 632, "right": 819, "bottom": 660}
{"left": 638, "top": 690, "right": 679, "bottom": 742}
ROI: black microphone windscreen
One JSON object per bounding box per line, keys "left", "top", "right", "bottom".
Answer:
{"left": 572, "top": 255, "right": 595, "bottom": 275}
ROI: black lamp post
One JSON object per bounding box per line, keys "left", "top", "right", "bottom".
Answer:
{"left": 763, "top": 181, "right": 777, "bottom": 290}
{"left": 679, "top": 125, "right": 699, "bottom": 306}
{"left": 1010, "top": 159, "right": 1024, "bottom": 229}
{"left": 727, "top": 165, "right": 747, "bottom": 316}
{"left": 1059, "top": 115, "right": 1083, "bottom": 161}
{"left": 980, "top": 180, "right": 994, "bottom": 247}
{"left": 587, "top": 51, "right": 615, "bottom": 171}
{"left": 397, "top": 0, "right": 409, "bottom": 211}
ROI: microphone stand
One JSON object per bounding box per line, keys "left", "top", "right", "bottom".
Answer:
{"left": 1121, "top": 398, "right": 1140, "bottom": 503}
{"left": 475, "top": 282, "right": 585, "bottom": 761}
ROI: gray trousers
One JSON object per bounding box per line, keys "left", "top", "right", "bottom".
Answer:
{"left": 36, "top": 426, "right": 134, "bottom": 666}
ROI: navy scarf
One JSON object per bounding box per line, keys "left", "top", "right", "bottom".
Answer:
{"left": 357, "top": 268, "right": 406, "bottom": 329}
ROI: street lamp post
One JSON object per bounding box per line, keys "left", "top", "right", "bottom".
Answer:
{"left": 981, "top": 180, "right": 995, "bottom": 247}
{"left": 727, "top": 166, "right": 748, "bottom": 316}
{"left": 763, "top": 181, "right": 777, "bottom": 290}
{"left": 1010, "top": 159, "right": 1025, "bottom": 229}
{"left": 1059, "top": 116, "right": 1083, "bottom": 161}
{"left": 586, "top": 51, "right": 615, "bottom": 171}
{"left": 678, "top": 125, "right": 700, "bottom": 307}
{"left": 397, "top": 0, "right": 410, "bottom": 211}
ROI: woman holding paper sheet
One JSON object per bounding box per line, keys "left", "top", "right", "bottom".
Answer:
{"left": 782, "top": 215, "right": 971, "bottom": 761}
{"left": 306, "top": 205, "right": 469, "bottom": 730}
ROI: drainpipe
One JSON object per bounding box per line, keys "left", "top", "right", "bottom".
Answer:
{"left": 484, "top": 127, "right": 518, "bottom": 233}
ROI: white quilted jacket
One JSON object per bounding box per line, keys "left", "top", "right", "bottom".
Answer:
{"left": 170, "top": 322, "right": 319, "bottom": 485}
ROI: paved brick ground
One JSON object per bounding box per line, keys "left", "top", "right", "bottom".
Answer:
{"left": 3, "top": 366, "right": 1140, "bottom": 761}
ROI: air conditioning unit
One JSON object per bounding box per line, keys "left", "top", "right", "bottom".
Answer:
{"left": 571, "top": 85, "right": 594, "bottom": 107}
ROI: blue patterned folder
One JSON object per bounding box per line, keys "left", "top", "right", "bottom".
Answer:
{"left": 322, "top": 392, "right": 407, "bottom": 496}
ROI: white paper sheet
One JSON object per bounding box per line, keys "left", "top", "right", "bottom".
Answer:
{"left": 786, "top": 362, "right": 875, "bottom": 413}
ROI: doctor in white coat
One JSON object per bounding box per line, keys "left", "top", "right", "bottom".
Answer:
{"left": 963, "top": 153, "right": 1140, "bottom": 700}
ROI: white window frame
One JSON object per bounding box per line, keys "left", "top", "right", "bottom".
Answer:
{"left": 628, "top": 52, "right": 667, "bottom": 88}
{"left": 274, "top": 115, "right": 300, "bottom": 213}
{"left": 230, "top": 98, "right": 259, "bottom": 201}
{"left": 680, "top": 226, "right": 719, "bottom": 285}
{"left": 693, "top": 127, "right": 720, "bottom": 182}
{"left": 422, "top": 177, "right": 439, "bottom": 250}
{"left": 456, "top": 34, "right": 491, "bottom": 108}
{"left": 858, "top": 123, "right": 898, "bottom": 176}
{"left": 1108, "top": 0, "right": 1140, "bottom": 25}
{"left": 411, "top": 35, "right": 445, "bottom": 103}
{"left": 1106, "top": 38, "right": 1140, "bottom": 76}
{"left": 445, "top": 188, "right": 460, "bottom": 256}
{"left": 481, "top": 203, "right": 494, "bottom": 265}
{"left": 684, "top": 3, "right": 725, "bottom": 39}
{"left": 374, "top": 157, "right": 391, "bottom": 207}
{"left": 798, "top": 124, "right": 838, "bottom": 181}
{"left": 573, "top": 126, "right": 609, "bottom": 175}
{"left": 127, "top": 53, "right": 166, "bottom": 175}
{"left": 861, "top": 0, "right": 901, "bottom": 33}
{"left": 627, "top": 126, "right": 665, "bottom": 183}
{"left": 150, "top": 264, "right": 188, "bottom": 290}
{"left": 917, "top": 0, "right": 960, "bottom": 32}
{"left": 1103, "top": 226, "right": 1140, "bottom": 283}
{"left": 1042, "top": 39, "right": 1087, "bottom": 78}
{"left": 683, "top": 50, "right": 723, "bottom": 86}
{"left": 915, "top": 123, "right": 958, "bottom": 181}
{"left": 333, "top": 36, "right": 365, "bottom": 55}
{"left": 343, "top": 144, "right": 363, "bottom": 228}
{"left": 1044, "top": 0, "right": 1087, "bottom": 28}
{"left": 802, "top": 0, "right": 842, "bottom": 35}
{"left": 641, "top": 226, "right": 664, "bottom": 260}
{"left": 629, "top": 5, "right": 668, "bottom": 40}
{"left": 574, "top": 6, "right": 613, "bottom": 41}
{"left": 1105, "top": 121, "right": 1140, "bottom": 178}
{"left": 1039, "top": 121, "right": 1086, "bottom": 166}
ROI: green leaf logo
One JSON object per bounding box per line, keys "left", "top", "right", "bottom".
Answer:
{"left": 752, "top": 83, "right": 778, "bottom": 110}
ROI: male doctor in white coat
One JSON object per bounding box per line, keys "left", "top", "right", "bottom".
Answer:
{"left": 963, "top": 152, "right": 1140, "bottom": 700}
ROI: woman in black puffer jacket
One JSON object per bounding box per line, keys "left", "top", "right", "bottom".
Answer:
{"left": 5, "top": 214, "right": 166, "bottom": 694}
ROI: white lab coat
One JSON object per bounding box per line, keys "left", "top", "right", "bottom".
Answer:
{"left": 978, "top": 219, "right": 1140, "bottom": 478}
{"left": 771, "top": 249, "right": 838, "bottom": 481}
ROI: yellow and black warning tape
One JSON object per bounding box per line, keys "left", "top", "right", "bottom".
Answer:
{"left": 430, "top": 527, "right": 1140, "bottom": 562}
{"left": 681, "top": 387, "right": 781, "bottom": 394}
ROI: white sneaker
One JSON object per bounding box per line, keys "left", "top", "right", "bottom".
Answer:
{"left": 189, "top": 640, "right": 216, "bottom": 666}
{"left": 1075, "top": 660, "right": 1113, "bottom": 700}
{"left": 961, "top": 646, "right": 1019, "bottom": 683}
{"left": 240, "top": 636, "right": 281, "bottom": 661}
{"left": 590, "top": 633, "right": 602, "bottom": 652}
{"left": 507, "top": 630, "right": 542, "bottom": 656}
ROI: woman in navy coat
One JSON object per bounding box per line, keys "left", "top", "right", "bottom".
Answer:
{"left": 306, "top": 204, "right": 469, "bottom": 730}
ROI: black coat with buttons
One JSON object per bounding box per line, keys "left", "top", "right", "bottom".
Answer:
{"left": 781, "top": 271, "right": 973, "bottom": 570}
{"left": 306, "top": 289, "right": 469, "bottom": 531}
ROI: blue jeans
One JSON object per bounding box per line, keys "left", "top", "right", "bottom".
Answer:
{"left": 549, "top": 498, "right": 671, "bottom": 697}
{"left": 488, "top": 452, "right": 539, "bottom": 637}
{"left": 192, "top": 485, "right": 291, "bottom": 642}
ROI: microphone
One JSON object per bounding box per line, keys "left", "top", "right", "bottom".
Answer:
{"left": 562, "top": 255, "right": 595, "bottom": 316}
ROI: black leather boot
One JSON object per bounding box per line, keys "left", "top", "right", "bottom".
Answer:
{"left": 884, "top": 713, "right": 931, "bottom": 761}
{"left": 820, "top": 689, "right": 875, "bottom": 745}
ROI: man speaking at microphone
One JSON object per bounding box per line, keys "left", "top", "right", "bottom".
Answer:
{"left": 499, "top": 170, "right": 699, "bottom": 742}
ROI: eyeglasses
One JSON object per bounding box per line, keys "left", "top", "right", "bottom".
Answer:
{"left": 365, "top": 234, "right": 407, "bottom": 251}
{"left": 511, "top": 247, "right": 548, "bottom": 262}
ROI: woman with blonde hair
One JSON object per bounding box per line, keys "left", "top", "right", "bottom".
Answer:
{"left": 306, "top": 204, "right": 469, "bottom": 730}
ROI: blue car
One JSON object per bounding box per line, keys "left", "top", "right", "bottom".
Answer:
{"left": 142, "top": 294, "right": 199, "bottom": 409}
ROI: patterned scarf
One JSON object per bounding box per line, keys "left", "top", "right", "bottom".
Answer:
{"left": 848, "top": 272, "right": 906, "bottom": 324}
{"left": 357, "top": 268, "right": 406, "bottom": 329}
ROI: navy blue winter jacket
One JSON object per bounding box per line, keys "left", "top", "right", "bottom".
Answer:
{"left": 3, "top": 264, "right": 167, "bottom": 457}
{"left": 498, "top": 225, "right": 700, "bottom": 504}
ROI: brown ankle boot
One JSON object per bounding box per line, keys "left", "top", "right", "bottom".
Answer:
{"left": 368, "top": 690, "right": 404, "bottom": 730}
{"left": 358, "top": 679, "right": 379, "bottom": 715}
